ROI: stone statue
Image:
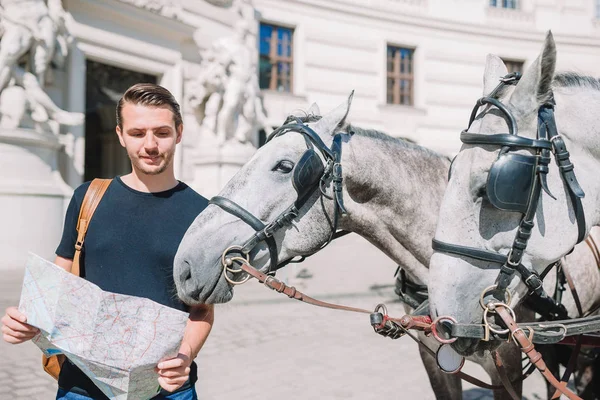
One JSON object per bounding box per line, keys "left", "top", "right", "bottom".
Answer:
{"left": 188, "top": 0, "right": 271, "bottom": 147}
{"left": 0, "top": 0, "right": 83, "bottom": 133}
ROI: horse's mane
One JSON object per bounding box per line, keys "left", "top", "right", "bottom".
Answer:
{"left": 281, "top": 111, "right": 450, "bottom": 162}
{"left": 348, "top": 124, "right": 451, "bottom": 162}
{"left": 553, "top": 72, "right": 600, "bottom": 91}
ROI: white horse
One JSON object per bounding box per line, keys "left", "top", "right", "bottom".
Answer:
{"left": 427, "top": 32, "right": 600, "bottom": 394}
{"left": 173, "top": 93, "right": 600, "bottom": 398}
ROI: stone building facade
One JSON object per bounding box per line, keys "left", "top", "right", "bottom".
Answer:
{"left": 1, "top": 0, "right": 599, "bottom": 268}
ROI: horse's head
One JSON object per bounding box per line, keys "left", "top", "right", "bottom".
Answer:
{"left": 174, "top": 94, "right": 354, "bottom": 305}
{"left": 429, "top": 32, "right": 589, "bottom": 356}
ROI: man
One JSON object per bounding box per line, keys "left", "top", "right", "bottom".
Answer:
{"left": 1, "top": 83, "right": 212, "bottom": 399}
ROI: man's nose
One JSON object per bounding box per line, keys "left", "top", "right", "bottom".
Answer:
{"left": 144, "top": 133, "right": 158, "bottom": 149}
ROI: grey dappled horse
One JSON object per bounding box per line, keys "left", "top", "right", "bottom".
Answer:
{"left": 173, "top": 96, "right": 539, "bottom": 399}
{"left": 428, "top": 32, "right": 600, "bottom": 393}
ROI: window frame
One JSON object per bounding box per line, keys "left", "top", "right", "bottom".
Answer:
{"left": 489, "top": 0, "right": 518, "bottom": 9}
{"left": 258, "top": 22, "right": 294, "bottom": 93}
{"left": 386, "top": 44, "right": 416, "bottom": 107}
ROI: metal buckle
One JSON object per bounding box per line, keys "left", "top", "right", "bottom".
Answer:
{"left": 550, "top": 134, "right": 563, "bottom": 144}
{"left": 505, "top": 249, "right": 520, "bottom": 267}
{"left": 525, "top": 273, "right": 543, "bottom": 292}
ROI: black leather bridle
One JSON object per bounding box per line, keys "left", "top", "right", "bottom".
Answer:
{"left": 210, "top": 116, "right": 350, "bottom": 276}
{"left": 432, "top": 73, "right": 587, "bottom": 320}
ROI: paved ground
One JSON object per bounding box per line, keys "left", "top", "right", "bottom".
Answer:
{"left": 1, "top": 234, "right": 549, "bottom": 399}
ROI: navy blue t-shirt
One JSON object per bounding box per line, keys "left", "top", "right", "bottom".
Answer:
{"left": 55, "top": 176, "right": 208, "bottom": 398}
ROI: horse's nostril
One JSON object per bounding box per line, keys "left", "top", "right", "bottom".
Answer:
{"left": 179, "top": 260, "right": 192, "bottom": 282}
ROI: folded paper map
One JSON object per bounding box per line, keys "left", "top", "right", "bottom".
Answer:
{"left": 18, "top": 254, "right": 189, "bottom": 400}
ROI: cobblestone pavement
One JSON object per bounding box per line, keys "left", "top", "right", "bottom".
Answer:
{"left": 1, "top": 235, "right": 548, "bottom": 399}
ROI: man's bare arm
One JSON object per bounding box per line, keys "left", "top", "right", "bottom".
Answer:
{"left": 54, "top": 256, "right": 73, "bottom": 272}
{"left": 156, "top": 304, "right": 214, "bottom": 392}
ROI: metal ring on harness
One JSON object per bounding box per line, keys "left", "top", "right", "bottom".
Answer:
{"left": 374, "top": 303, "right": 388, "bottom": 316}
{"left": 479, "top": 285, "right": 512, "bottom": 310}
{"left": 221, "top": 246, "right": 252, "bottom": 285}
{"left": 431, "top": 316, "right": 458, "bottom": 344}
{"left": 483, "top": 303, "right": 513, "bottom": 335}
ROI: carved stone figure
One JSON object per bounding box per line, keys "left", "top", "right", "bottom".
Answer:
{"left": 0, "top": 0, "right": 83, "bottom": 132}
{"left": 188, "top": 0, "right": 271, "bottom": 147}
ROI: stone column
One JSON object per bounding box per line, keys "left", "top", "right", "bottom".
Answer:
{"left": 0, "top": 129, "right": 72, "bottom": 269}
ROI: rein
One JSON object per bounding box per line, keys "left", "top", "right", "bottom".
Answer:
{"left": 228, "top": 256, "right": 539, "bottom": 392}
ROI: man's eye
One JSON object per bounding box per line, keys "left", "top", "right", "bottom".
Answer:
{"left": 273, "top": 160, "right": 294, "bottom": 173}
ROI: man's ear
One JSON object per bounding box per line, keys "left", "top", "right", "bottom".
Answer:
{"left": 176, "top": 124, "right": 183, "bottom": 144}
{"left": 116, "top": 125, "right": 126, "bottom": 148}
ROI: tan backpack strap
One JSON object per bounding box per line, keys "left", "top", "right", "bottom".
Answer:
{"left": 72, "top": 178, "right": 112, "bottom": 277}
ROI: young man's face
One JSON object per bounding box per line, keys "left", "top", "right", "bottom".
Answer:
{"left": 116, "top": 102, "right": 182, "bottom": 176}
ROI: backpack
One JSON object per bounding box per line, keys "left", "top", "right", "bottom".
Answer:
{"left": 42, "top": 178, "right": 112, "bottom": 380}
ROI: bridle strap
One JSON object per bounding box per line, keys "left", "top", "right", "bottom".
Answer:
{"left": 460, "top": 133, "right": 553, "bottom": 150}
{"left": 469, "top": 97, "right": 518, "bottom": 135}
{"left": 330, "top": 133, "right": 347, "bottom": 215}
{"left": 210, "top": 196, "right": 280, "bottom": 273}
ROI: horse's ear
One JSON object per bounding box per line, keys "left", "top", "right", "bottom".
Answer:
{"left": 312, "top": 91, "right": 354, "bottom": 137}
{"left": 509, "top": 31, "right": 556, "bottom": 112}
{"left": 306, "top": 102, "right": 320, "bottom": 116}
{"left": 483, "top": 54, "right": 508, "bottom": 96}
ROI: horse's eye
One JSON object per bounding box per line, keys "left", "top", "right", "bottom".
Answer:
{"left": 273, "top": 160, "right": 294, "bottom": 173}
{"left": 476, "top": 185, "right": 487, "bottom": 199}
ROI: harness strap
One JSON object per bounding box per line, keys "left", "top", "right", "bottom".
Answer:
{"left": 585, "top": 235, "right": 600, "bottom": 269}
{"left": 492, "top": 351, "right": 521, "bottom": 400}
{"left": 450, "top": 313, "right": 600, "bottom": 343}
{"left": 550, "top": 264, "right": 584, "bottom": 399}
{"left": 541, "top": 107, "right": 586, "bottom": 244}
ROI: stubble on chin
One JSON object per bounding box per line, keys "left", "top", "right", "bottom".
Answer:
{"left": 130, "top": 152, "right": 173, "bottom": 176}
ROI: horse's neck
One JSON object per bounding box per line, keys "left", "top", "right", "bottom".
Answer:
{"left": 340, "top": 133, "right": 450, "bottom": 285}
{"left": 556, "top": 88, "right": 600, "bottom": 231}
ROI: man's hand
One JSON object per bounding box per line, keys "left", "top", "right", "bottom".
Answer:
{"left": 156, "top": 342, "right": 192, "bottom": 392}
{"left": 1, "top": 307, "right": 39, "bottom": 344}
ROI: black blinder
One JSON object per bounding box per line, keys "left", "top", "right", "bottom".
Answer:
{"left": 293, "top": 149, "right": 325, "bottom": 200}
{"left": 487, "top": 153, "right": 537, "bottom": 214}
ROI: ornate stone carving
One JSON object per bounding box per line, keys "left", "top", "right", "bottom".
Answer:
{"left": 0, "top": 0, "right": 84, "bottom": 134}
{"left": 188, "top": 0, "right": 271, "bottom": 147}
{"left": 117, "top": 0, "right": 183, "bottom": 20}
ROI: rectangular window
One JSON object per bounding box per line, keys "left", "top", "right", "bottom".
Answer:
{"left": 259, "top": 22, "right": 293, "bottom": 92}
{"left": 502, "top": 59, "right": 524, "bottom": 74}
{"left": 596, "top": 0, "right": 600, "bottom": 18}
{"left": 386, "top": 45, "right": 414, "bottom": 106}
{"left": 490, "top": 0, "right": 518, "bottom": 9}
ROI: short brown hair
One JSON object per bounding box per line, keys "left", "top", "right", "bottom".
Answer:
{"left": 116, "top": 83, "right": 183, "bottom": 129}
